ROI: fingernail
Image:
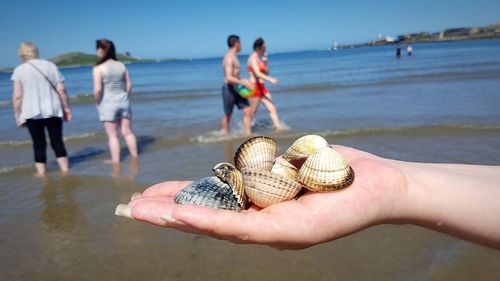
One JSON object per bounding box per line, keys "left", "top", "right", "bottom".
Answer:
{"left": 160, "top": 214, "right": 177, "bottom": 223}
{"left": 115, "top": 204, "right": 133, "bottom": 219}
{"left": 131, "top": 192, "right": 143, "bottom": 200}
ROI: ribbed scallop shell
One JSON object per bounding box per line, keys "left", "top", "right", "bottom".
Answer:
{"left": 271, "top": 157, "right": 299, "bottom": 181}
{"left": 234, "top": 136, "right": 277, "bottom": 171}
{"left": 174, "top": 176, "right": 241, "bottom": 211}
{"left": 243, "top": 169, "right": 303, "bottom": 208}
{"left": 297, "top": 147, "right": 354, "bottom": 192}
{"left": 212, "top": 162, "right": 247, "bottom": 209}
{"left": 282, "top": 135, "right": 329, "bottom": 162}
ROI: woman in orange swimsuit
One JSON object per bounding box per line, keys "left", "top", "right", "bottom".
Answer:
{"left": 246, "top": 38, "right": 284, "bottom": 130}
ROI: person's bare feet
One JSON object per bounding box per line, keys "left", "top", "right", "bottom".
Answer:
{"left": 103, "top": 159, "right": 120, "bottom": 164}
{"left": 34, "top": 172, "right": 46, "bottom": 178}
{"left": 274, "top": 123, "right": 290, "bottom": 131}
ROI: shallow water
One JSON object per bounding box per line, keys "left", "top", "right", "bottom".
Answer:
{"left": 1, "top": 40, "right": 500, "bottom": 280}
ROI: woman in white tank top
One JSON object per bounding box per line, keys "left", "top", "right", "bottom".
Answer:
{"left": 93, "top": 39, "right": 138, "bottom": 164}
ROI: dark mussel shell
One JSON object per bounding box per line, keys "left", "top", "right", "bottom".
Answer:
{"left": 174, "top": 176, "right": 241, "bottom": 211}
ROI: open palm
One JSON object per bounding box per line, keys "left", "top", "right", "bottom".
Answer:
{"left": 125, "top": 145, "right": 408, "bottom": 249}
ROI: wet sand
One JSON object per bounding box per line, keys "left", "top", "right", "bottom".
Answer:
{"left": 1, "top": 130, "right": 500, "bottom": 281}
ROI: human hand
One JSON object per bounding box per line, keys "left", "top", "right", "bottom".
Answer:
{"left": 15, "top": 116, "right": 25, "bottom": 127}
{"left": 243, "top": 81, "right": 254, "bottom": 90}
{"left": 116, "top": 146, "right": 408, "bottom": 250}
{"left": 63, "top": 109, "right": 72, "bottom": 122}
{"left": 269, "top": 77, "right": 279, "bottom": 85}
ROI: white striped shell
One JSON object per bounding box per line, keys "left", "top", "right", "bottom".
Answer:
{"left": 282, "top": 135, "right": 329, "bottom": 162}
{"left": 271, "top": 157, "right": 299, "bottom": 181}
{"left": 234, "top": 136, "right": 277, "bottom": 171}
{"left": 243, "top": 168, "right": 303, "bottom": 208}
{"left": 297, "top": 147, "right": 354, "bottom": 192}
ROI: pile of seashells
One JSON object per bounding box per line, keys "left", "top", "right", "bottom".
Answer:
{"left": 174, "top": 135, "right": 355, "bottom": 211}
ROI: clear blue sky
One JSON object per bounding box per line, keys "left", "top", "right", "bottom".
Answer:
{"left": 1, "top": 0, "right": 499, "bottom": 68}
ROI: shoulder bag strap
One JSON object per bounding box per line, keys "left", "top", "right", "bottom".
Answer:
{"left": 27, "top": 61, "right": 59, "bottom": 93}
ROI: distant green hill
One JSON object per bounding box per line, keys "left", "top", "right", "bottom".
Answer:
{"left": 0, "top": 52, "right": 179, "bottom": 72}
{"left": 49, "top": 52, "right": 151, "bottom": 67}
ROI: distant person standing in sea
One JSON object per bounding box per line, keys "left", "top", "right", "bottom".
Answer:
{"left": 93, "top": 39, "right": 138, "bottom": 164}
{"left": 247, "top": 38, "right": 284, "bottom": 130}
{"left": 11, "top": 42, "right": 72, "bottom": 176}
{"left": 220, "top": 35, "right": 254, "bottom": 135}
{"left": 407, "top": 45, "right": 413, "bottom": 56}
{"left": 396, "top": 46, "right": 402, "bottom": 58}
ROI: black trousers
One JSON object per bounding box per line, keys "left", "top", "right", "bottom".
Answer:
{"left": 26, "top": 117, "right": 68, "bottom": 163}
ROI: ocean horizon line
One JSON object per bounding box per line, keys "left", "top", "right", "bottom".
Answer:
{"left": 0, "top": 48, "right": 322, "bottom": 72}
{"left": 2, "top": 37, "right": 500, "bottom": 72}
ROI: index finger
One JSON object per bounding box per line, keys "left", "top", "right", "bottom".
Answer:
{"left": 141, "top": 181, "right": 193, "bottom": 197}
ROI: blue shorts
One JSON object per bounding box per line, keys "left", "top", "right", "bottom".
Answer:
{"left": 222, "top": 84, "right": 249, "bottom": 116}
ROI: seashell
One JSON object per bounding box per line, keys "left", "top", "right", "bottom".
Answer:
{"left": 174, "top": 176, "right": 241, "bottom": 211}
{"left": 243, "top": 168, "right": 303, "bottom": 208}
{"left": 212, "top": 162, "right": 247, "bottom": 209}
{"left": 271, "top": 157, "right": 299, "bottom": 181}
{"left": 234, "top": 136, "right": 277, "bottom": 171}
{"left": 297, "top": 147, "right": 354, "bottom": 192}
{"left": 282, "top": 135, "right": 329, "bottom": 162}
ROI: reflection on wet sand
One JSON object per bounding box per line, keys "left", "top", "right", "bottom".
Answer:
{"left": 14, "top": 174, "right": 149, "bottom": 280}
{"left": 41, "top": 175, "right": 87, "bottom": 232}
{"left": 110, "top": 157, "right": 140, "bottom": 179}
{"left": 1, "top": 133, "right": 499, "bottom": 281}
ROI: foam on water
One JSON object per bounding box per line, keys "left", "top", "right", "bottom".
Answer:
{"left": 190, "top": 130, "right": 247, "bottom": 144}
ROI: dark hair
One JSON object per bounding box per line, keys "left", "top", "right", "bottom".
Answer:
{"left": 227, "top": 35, "right": 240, "bottom": 48}
{"left": 253, "top": 37, "right": 265, "bottom": 51}
{"left": 95, "top": 39, "right": 117, "bottom": 65}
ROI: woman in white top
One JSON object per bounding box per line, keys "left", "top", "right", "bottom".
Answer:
{"left": 93, "top": 39, "right": 137, "bottom": 164}
{"left": 11, "top": 42, "right": 72, "bottom": 175}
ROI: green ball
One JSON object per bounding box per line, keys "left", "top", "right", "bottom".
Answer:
{"left": 235, "top": 85, "right": 254, "bottom": 98}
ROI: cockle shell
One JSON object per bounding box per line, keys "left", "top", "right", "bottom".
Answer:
{"left": 234, "top": 136, "right": 277, "bottom": 171}
{"left": 282, "top": 135, "right": 329, "bottom": 162}
{"left": 242, "top": 168, "right": 303, "bottom": 208}
{"left": 297, "top": 147, "right": 355, "bottom": 192}
{"left": 212, "top": 162, "right": 247, "bottom": 209}
{"left": 271, "top": 157, "right": 299, "bottom": 181}
{"left": 174, "top": 176, "right": 241, "bottom": 211}
{"left": 174, "top": 135, "right": 353, "bottom": 212}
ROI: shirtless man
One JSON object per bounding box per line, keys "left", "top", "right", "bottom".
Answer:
{"left": 220, "top": 35, "right": 254, "bottom": 135}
